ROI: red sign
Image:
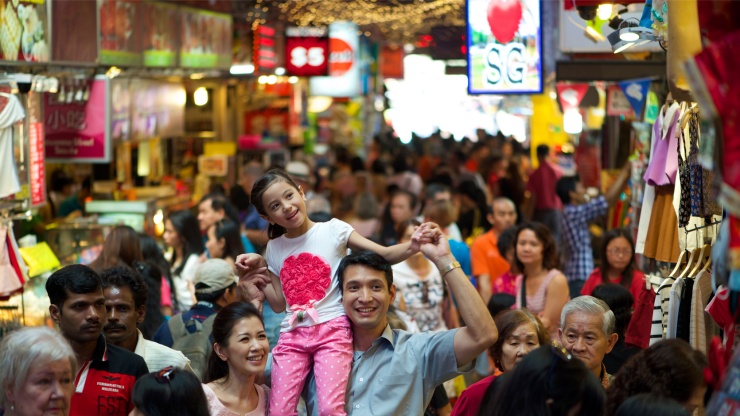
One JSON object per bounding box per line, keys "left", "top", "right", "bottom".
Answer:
{"left": 556, "top": 83, "right": 589, "bottom": 112}
{"left": 253, "top": 25, "right": 276, "bottom": 74}
{"left": 29, "top": 122, "right": 45, "bottom": 207}
{"left": 381, "top": 46, "right": 404, "bottom": 79}
{"left": 44, "top": 79, "right": 109, "bottom": 162}
{"left": 329, "top": 38, "right": 354, "bottom": 76}
{"left": 285, "top": 35, "right": 329, "bottom": 77}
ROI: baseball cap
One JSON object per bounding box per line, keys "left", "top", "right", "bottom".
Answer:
{"left": 194, "top": 259, "right": 237, "bottom": 293}
{"left": 286, "top": 161, "right": 311, "bottom": 179}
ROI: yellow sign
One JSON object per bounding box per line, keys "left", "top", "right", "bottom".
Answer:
{"left": 204, "top": 142, "right": 237, "bottom": 157}
{"left": 19, "top": 242, "right": 61, "bottom": 277}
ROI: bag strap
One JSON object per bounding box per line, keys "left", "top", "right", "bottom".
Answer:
{"left": 202, "top": 314, "right": 217, "bottom": 335}
{"left": 520, "top": 275, "right": 527, "bottom": 309}
{"left": 168, "top": 314, "right": 187, "bottom": 341}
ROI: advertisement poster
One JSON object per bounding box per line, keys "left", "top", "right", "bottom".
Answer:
{"left": 0, "top": 0, "right": 50, "bottom": 62}
{"left": 29, "top": 122, "right": 45, "bottom": 206}
{"left": 309, "top": 21, "right": 360, "bottom": 97}
{"left": 45, "top": 77, "right": 111, "bottom": 163}
{"left": 99, "top": 0, "right": 141, "bottom": 66}
{"left": 130, "top": 78, "right": 185, "bottom": 140}
{"left": 142, "top": 1, "right": 178, "bottom": 67}
{"left": 180, "top": 7, "right": 232, "bottom": 69}
{"left": 467, "top": 0, "right": 542, "bottom": 94}
{"left": 606, "top": 86, "right": 634, "bottom": 117}
{"left": 110, "top": 77, "right": 131, "bottom": 141}
{"left": 285, "top": 26, "right": 329, "bottom": 77}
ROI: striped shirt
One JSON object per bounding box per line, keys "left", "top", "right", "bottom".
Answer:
{"left": 650, "top": 277, "right": 675, "bottom": 346}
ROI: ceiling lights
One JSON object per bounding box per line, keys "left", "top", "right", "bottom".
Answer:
{"left": 607, "top": 25, "right": 658, "bottom": 53}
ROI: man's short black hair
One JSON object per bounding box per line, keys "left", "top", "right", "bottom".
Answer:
{"left": 337, "top": 251, "right": 393, "bottom": 293}
{"left": 424, "top": 183, "right": 451, "bottom": 202}
{"left": 46, "top": 264, "right": 103, "bottom": 309}
{"left": 556, "top": 175, "right": 581, "bottom": 205}
{"left": 536, "top": 144, "right": 550, "bottom": 160}
{"left": 100, "top": 265, "right": 148, "bottom": 309}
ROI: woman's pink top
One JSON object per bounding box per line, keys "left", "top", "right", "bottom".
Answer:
{"left": 643, "top": 103, "right": 680, "bottom": 186}
{"left": 202, "top": 383, "right": 269, "bottom": 416}
{"left": 161, "top": 277, "right": 172, "bottom": 308}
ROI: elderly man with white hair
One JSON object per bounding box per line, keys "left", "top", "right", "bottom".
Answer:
{"left": 558, "top": 295, "right": 619, "bottom": 389}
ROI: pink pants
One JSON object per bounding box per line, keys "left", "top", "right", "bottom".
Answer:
{"left": 269, "top": 315, "right": 352, "bottom": 416}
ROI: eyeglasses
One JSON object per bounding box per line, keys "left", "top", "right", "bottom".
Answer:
{"left": 607, "top": 248, "right": 632, "bottom": 257}
{"left": 155, "top": 366, "right": 175, "bottom": 384}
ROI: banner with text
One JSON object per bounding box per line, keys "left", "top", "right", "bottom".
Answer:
{"left": 467, "top": 0, "right": 543, "bottom": 94}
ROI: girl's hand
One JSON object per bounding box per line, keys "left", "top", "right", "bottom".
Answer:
{"left": 235, "top": 253, "right": 267, "bottom": 278}
{"left": 410, "top": 222, "right": 443, "bottom": 252}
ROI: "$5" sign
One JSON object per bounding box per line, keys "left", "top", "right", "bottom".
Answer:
{"left": 290, "top": 46, "right": 325, "bottom": 68}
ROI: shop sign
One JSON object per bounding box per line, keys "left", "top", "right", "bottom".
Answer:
{"left": 380, "top": 46, "right": 404, "bottom": 79}
{"left": 44, "top": 77, "right": 111, "bottom": 163}
{"left": 0, "top": 0, "right": 50, "bottom": 62}
{"left": 467, "top": 0, "right": 543, "bottom": 94}
{"left": 198, "top": 155, "right": 228, "bottom": 177}
{"left": 253, "top": 25, "right": 277, "bottom": 74}
{"left": 309, "top": 21, "right": 360, "bottom": 97}
{"left": 618, "top": 78, "right": 651, "bottom": 119}
{"left": 29, "top": 122, "right": 45, "bottom": 207}
{"left": 99, "top": 0, "right": 142, "bottom": 66}
{"left": 141, "top": 1, "right": 178, "bottom": 67}
{"left": 180, "top": 7, "right": 232, "bottom": 69}
{"left": 285, "top": 26, "right": 329, "bottom": 77}
{"left": 606, "top": 86, "right": 634, "bottom": 117}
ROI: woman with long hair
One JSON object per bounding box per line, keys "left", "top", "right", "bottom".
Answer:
{"left": 513, "top": 222, "right": 570, "bottom": 339}
{"left": 164, "top": 210, "right": 204, "bottom": 311}
{"left": 202, "top": 302, "right": 270, "bottom": 416}
{"left": 452, "top": 309, "right": 550, "bottom": 416}
{"left": 205, "top": 219, "right": 246, "bottom": 268}
{"left": 139, "top": 233, "right": 176, "bottom": 317}
{"left": 581, "top": 228, "right": 646, "bottom": 301}
{"left": 89, "top": 225, "right": 143, "bottom": 273}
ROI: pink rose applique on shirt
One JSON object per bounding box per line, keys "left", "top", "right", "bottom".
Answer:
{"left": 280, "top": 252, "right": 331, "bottom": 307}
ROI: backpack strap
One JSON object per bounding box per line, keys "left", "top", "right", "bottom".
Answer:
{"left": 202, "top": 314, "right": 217, "bottom": 336}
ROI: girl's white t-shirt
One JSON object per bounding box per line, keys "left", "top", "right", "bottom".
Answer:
{"left": 265, "top": 218, "right": 353, "bottom": 332}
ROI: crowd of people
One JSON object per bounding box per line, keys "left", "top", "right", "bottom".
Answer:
{"left": 0, "top": 133, "right": 710, "bottom": 416}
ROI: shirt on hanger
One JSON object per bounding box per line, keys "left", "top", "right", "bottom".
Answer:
{"left": 706, "top": 286, "right": 735, "bottom": 351}
{"left": 0, "top": 93, "right": 25, "bottom": 199}
{"left": 666, "top": 278, "right": 685, "bottom": 339}
{"left": 650, "top": 277, "right": 676, "bottom": 346}
{"left": 691, "top": 270, "right": 719, "bottom": 354}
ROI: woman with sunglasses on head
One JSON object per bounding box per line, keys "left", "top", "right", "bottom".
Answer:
{"left": 452, "top": 309, "right": 550, "bottom": 416}
{"left": 202, "top": 302, "right": 270, "bottom": 416}
{"left": 130, "top": 367, "right": 209, "bottom": 416}
{"left": 581, "top": 229, "right": 646, "bottom": 301}
{"left": 477, "top": 345, "right": 606, "bottom": 416}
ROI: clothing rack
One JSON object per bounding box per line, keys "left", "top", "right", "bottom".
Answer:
{"left": 684, "top": 220, "right": 722, "bottom": 235}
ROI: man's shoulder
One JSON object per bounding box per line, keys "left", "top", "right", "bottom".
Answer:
{"left": 388, "top": 328, "right": 458, "bottom": 354}
{"left": 100, "top": 343, "right": 148, "bottom": 374}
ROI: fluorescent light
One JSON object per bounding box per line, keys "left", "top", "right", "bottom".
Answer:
{"left": 258, "top": 75, "right": 268, "bottom": 84}
{"left": 190, "top": 73, "right": 205, "bottom": 80}
{"left": 597, "top": 4, "right": 613, "bottom": 20}
{"left": 564, "top": 109, "right": 583, "bottom": 134}
{"left": 267, "top": 75, "right": 277, "bottom": 85}
{"left": 619, "top": 31, "right": 640, "bottom": 42}
{"left": 288, "top": 76, "right": 299, "bottom": 84}
{"left": 613, "top": 41, "right": 635, "bottom": 54}
{"left": 230, "top": 64, "right": 255, "bottom": 75}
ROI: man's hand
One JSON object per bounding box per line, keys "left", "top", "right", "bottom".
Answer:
{"left": 410, "top": 222, "right": 443, "bottom": 253}
{"left": 420, "top": 228, "right": 454, "bottom": 268}
{"left": 237, "top": 274, "right": 267, "bottom": 312}
{"left": 235, "top": 253, "right": 267, "bottom": 279}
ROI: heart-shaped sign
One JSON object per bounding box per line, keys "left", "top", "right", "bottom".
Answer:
{"left": 487, "top": 0, "right": 523, "bottom": 44}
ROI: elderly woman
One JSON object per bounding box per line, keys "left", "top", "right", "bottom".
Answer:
{"left": 0, "top": 327, "right": 77, "bottom": 416}
{"left": 451, "top": 309, "right": 550, "bottom": 416}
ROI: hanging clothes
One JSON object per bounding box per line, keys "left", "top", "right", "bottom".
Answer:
{"left": 643, "top": 186, "right": 681, "bottom": 263}
{"left": 691, "top": 270, "right": 719, "bottom": 354}
{"left": 624, "top": 283, "right": 656, "bottom": 349}
{"left": 706, "top": 286, "right": 735, "bottom": 352}
{"left": 643, "top": 102, "right": 681, "bottom": 186}
{"left": 688, "top": 113, "right": 722, "bottom": 217}
{"left": 666, "top": 278, "right": 685, "bottom": 339}
{"left": 0, "top": 225, "right": 24, "bottom": 299}
{"left": 650, "top": 277, "right": 676, "bottom": 346}
{"left": 0, "top": 93, "right": 25, "bottom": 199}
{"left": 675, "top": 278, "right": 694, "bottom": 341}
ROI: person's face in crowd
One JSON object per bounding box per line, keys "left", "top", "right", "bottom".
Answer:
{"left": 342, "top": 265, "right": 396, "bottom": 332}
{"left": 502, "top": 142, "right": 513, "bottom": 159}
{"left": 214, "top": 317, "right": 270, "bottom": 377}
{"left": 390, "top": 194, "right": 414, "bottom": 225}
{"left": 259, "top": 181, "right": 307, "bottom": 231}
{"left": 500, "top": 322, "right": 540, "bottom": 372}
{"left": 50, "top": 290, "right": 106, "bottom": 345}
{"left": 103, "top": 285, "right": 144, "bottom": 347}
{"left": 516, "top": 229, "right": 544, "bottom": 269}
{"left": 5, "top": 358, "right": 74, "bottom": 416}
{"left": 568, "top": 182, "right": 588, "bottom": 205}
{"left": 431, "top": 191, "right": 459, "bottom": 222}
{"left": 163, "top": 219, "right": 181, "bottom": 250}
{"left": 558, "top": 312, "right": 617, "bottom": 376}
{"left": 605, "top": 237, "right": 632, "bottom": 273}
{"left": 198, "top": 199, "right": 224, "bottom": 232}
{"left": 490, "top": 201, "right": 517, "bottom": 233}
{"left": 205, "top": 225, "right": 225, "bottom": 259}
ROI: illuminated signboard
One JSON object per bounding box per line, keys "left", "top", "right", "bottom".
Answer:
{"left": 466, "top": 0, "right": 543, "bottom": 94}
{"left": 309, "top": 21, "right": 360, "bottom": 98}
{"left": 285, "top": 26, "right": 329, "bottom": 77}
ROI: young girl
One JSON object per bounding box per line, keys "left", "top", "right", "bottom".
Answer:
{"left": 581, "top": 228, "right": 646, "bottom": 301}
{"left": 236, "top": 169, "right": 438, "bottom": 416}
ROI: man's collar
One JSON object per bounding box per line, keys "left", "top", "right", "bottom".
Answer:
{"left": 134, "top": 330, "right": 145, "bottom": 356}
{"left": 91, "top": 334, "right": 109, "bottom": 362}
{"left": 373, "top": 324, "right": 396, "bottom": 348}
{"left": 600, "top": 363, "right": 613, "bottom": 389}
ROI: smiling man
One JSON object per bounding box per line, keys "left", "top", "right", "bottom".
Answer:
{"left": 46, "top": 264, "right": 148, "bottom": 416}
{"left": 336, "top": 233, "right": 497, "bottom": 415}
{"left": 101, "top": 266, "right": 192, "bottom": 373}
{"left": 558, "top": 296, "right": 618, "bottom": 389}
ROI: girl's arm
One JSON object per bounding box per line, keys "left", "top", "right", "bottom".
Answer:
{"left": 347, "top": 222, "right": 439, "bottom": 265}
